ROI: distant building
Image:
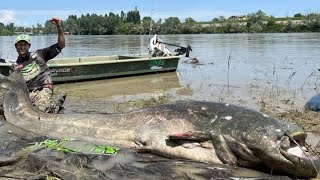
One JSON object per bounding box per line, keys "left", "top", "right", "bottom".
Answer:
{"left": 229, "top": 15, "right": 247, "bottom": 21}
{"left": 14, "top": 31, "right": 33, "bottom": 35}
{"left": 14, "top": 32, "right": 25, "bottom": 35}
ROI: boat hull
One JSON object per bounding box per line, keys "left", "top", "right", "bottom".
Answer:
{"left": 0, "top": 55, "right": 180, "bottom": 83}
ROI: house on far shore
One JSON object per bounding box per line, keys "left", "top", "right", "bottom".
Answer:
{"left": 229, "top": 15, "right": 247, "bottom": 21}
{"left": 14, "top": 31, "right": 33, "bottom": 35}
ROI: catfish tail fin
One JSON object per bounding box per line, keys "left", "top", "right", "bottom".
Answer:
{"left": 0, "top": 71, "right": 28, "bottom": 92}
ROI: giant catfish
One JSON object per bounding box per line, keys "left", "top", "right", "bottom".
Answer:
{"left": 0, "top": 72, "right": 319, "bottom": 178}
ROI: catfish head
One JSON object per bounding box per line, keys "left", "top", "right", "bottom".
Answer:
{"left": 214, "top": 109, "right": 320, "bottom": 178}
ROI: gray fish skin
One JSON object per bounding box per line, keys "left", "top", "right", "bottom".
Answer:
{"left": 1, "top": 72, "right": 319, "bottom": 178}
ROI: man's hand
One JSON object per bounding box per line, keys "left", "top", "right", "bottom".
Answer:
{"left": 50, "top": 17, "right": 65, "bottom": 49}
{"left": 50, "top": 17, "right": 62, "bottom": 26}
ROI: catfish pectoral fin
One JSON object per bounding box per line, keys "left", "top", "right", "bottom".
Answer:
{"left": 210, "top": 132, "right": 237, "bottom": 165}
{"left": 168, "top": 131, "right": 210, "bottom": 141}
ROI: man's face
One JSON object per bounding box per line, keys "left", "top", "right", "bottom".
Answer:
{"left": 15, "top": 41, "right": 30, "bottom": 57}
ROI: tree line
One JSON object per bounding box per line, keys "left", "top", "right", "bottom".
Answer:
{"left": 0, "top": 9, "right": 319, "bottom": 36}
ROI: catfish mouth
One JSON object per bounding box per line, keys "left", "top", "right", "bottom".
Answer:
{"left": 278, "top": 131, "right": 320, "bottom": 177}
{"left": 279, "top": 131, "right": 315, "bottom": 161}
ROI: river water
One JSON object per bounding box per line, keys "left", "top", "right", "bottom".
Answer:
{"left": 3, "top": 33, "right": 319, "bottom": 110}
{"left": 0, "top": 33, "right": 320, "bottom": 179}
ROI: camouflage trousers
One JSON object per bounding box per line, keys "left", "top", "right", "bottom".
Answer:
{"left": 29, "top": 88, "right": 65, "bottom": 113}
{"left": 151, "top": 47, "right": 170, "bottom": 57}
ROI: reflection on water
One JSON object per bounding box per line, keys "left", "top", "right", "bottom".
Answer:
{"left": 53, "top": 72, "right": 184, "bottom": 113}
{"left": 55, "top": 72, "right": 181, "bottom": 98}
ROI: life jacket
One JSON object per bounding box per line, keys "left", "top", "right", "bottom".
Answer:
{"left": 14, "top": 52, "right": 42, "bottom": 82}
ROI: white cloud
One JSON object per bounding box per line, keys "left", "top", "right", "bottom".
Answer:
{"left": 0, "top": 9, "right": 78, "bottom": 26}
{"left": 0, "top": 10, "right": 16, "bottom": 25}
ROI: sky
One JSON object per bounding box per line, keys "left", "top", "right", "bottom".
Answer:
{"left": 0, "top": 0, "right": 319, "bottom": 27}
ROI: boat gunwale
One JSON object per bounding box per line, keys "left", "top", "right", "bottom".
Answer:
{"left": 52, "top": 67, "right": 178, "bottom": 82}
{"left": 0, "top": 55, "right": 181, "bottom": 67}
{"left": 49, "top": 55, "right": 180, "bottom": 67}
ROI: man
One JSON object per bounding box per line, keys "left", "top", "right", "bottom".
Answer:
{"left": 149, "top": 34, "right": 171, "bottom": 57}
{"left": 12, "top": 17, "right": 66, "bottom": 113}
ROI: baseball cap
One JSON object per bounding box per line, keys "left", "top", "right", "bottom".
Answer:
{"left": 16, "top": 34, "right": 31, "bottom": 44}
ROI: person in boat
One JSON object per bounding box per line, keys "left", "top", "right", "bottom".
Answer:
{"left": 11, "top": 17, "right": 66, "bottom": 113}
{"left": 149, "top": 34, "right": 171, "bottom": 57}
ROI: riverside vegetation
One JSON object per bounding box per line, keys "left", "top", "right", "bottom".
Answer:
{"left": 0, "top": 9, "right": 319, "bottom": 35}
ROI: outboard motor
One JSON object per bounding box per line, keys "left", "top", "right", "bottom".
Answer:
{"left": 174, "top": 45, "right": 192, "bottom": 57}
{"left": 185, "top": 45, "right": 192, "bottom": 57}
